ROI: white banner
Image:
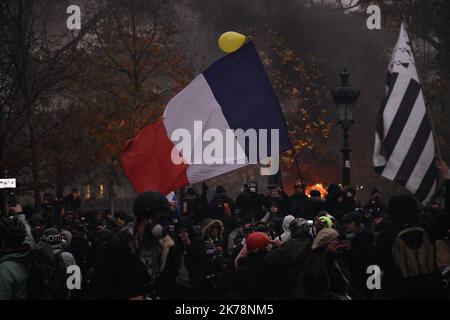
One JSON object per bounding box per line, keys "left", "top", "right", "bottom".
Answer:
{"left": 0, "top": 178, "right": 16, "bottom": 189}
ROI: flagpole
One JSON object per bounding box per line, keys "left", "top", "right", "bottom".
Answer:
{"left": 403, "top": 21, "right": 442, "bottom": 161}
{"left": 292, "top": 148, "right": 306, "bottom": 187}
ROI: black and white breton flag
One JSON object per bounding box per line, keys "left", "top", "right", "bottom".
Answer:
{"left": 373, "top": 22, "right": 437, "bottom": 202}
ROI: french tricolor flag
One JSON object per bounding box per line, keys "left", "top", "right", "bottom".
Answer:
{"left": 121, "top": 41, "right": 291, "bottom": 195}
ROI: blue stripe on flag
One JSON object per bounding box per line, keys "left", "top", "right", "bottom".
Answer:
{"left": 203, "top": 41, "right": 292, "bottom": 158}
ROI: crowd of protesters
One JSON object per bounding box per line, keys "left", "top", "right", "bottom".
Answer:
{"left": 0, "top": 160, "right": 449, "bottom": 300}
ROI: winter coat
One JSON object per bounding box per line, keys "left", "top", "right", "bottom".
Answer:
{"left": 0, "top": 250, "right": 29, "bottom": 300}
{"left": 374, "top": 180, "right": 450, "bottom": 299}
{"left": 89, "top": 226, "right": 174, "bottom": 299}
{"left": 264, "top": 235, "right": 312, "bottom": 299}
{"left": 233, "top": 251, "right": 271, "bottom": 299}
{"left": 342, "top": 226, "right": 375, "bottom": 297}
{"left": 300, "top": 250, "right": 358, "bottom": 300}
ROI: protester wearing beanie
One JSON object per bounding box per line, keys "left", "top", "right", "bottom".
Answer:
{"left": 311, "top": 228, "right": 339, "bottom": 251}
{"left": 233, "top": 232, "right": 271, "bottom": 299}
{"left": 299, "top": 228, "right": 362, "bottom": 300}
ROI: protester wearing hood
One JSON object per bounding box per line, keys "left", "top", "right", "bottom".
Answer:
{"left": 233, "top": 232, "right": 271, "bottom": 299}
{"left": 209, "top": 185, "right": 235, "bottom": 245}
{"left": 264, "top": 218, "right": 313, "bottom": 299}
{"left": 341, "top": 211, "right": 375, "bottom": 298}
{"left": 60, "top": 230, "right": 73, "bottom": 250}
{"left": 90, "top": 191, "right": 174, "bottom": 300}
{"left": 188, "top": 219, "right": 226, "bottom": 299}
{"left": 374, "top": 161, "right": 450, "bottom": 300}
{"left": 276, "top": 215, "right": 295, "bottom": 242}
{"left": 0, "top": 217, "right": 30, "bottom": 300}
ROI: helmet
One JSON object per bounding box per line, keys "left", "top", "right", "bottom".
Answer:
{"left": 133, "top": 191, "right": 170, "bottom": 219}
{"left": 0, "top": 217, "right": 26, "bottom": 248}
{"left": 289, "top": 218, "right": 310, "bottom": 237}
{"left": 246, "top": 231, "right": 269, "bottom": 252}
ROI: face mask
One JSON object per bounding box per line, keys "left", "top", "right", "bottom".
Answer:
{"left": 249, "top": 187, "right": 256, "bottom": 193}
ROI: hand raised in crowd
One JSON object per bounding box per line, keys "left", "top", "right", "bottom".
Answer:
{"left": 269, "top": 239, "right": 283, "bottom": 248}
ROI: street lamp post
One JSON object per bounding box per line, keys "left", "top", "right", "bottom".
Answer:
{"left": 331, "top": 69, "right": 360, "bottom": 187}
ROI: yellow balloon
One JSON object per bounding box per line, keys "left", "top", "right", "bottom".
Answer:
{"left": 218, "top": 31, "right": 247, "bottom": 53}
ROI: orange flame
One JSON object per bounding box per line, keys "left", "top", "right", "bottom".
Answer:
{"left": 305, "top": 183, "right": 328, "bottom": 197}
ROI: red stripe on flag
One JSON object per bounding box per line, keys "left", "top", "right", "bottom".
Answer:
{"left": 120, "top": 119, "right": 189, "bottom": 195}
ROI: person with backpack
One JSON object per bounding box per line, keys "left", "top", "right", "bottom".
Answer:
{"left": 0, "top": 217, "right": 30, "bottom": 300}
{"left": 374, "top": 161, "right": 450, "bottom": 299}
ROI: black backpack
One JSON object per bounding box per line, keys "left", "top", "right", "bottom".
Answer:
{"left": 25, "top": 244, "right": 69, "bottom": 300}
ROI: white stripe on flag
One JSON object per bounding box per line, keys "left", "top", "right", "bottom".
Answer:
{"left": 405, "top": 132, "right": 435, "bottom": 194}
{"left": 163, "top": 74, "right": 247, "bottom": 184}
{"left": 382, "top": 74, "right": 412, "bottom": 133}
{"left": 381, "top": 91, "right": 425, "bottom": 180}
